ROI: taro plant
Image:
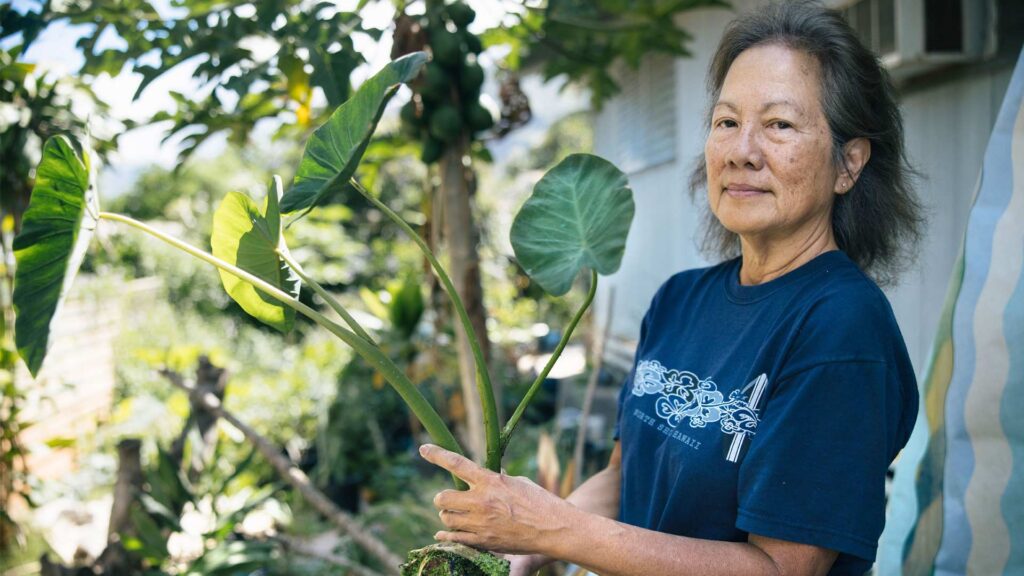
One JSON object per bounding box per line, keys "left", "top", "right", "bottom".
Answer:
{"left": 12, "top": 52, "right": 634, "bottom": 575}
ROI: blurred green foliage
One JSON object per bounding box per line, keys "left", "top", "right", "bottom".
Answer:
{"left": 1, "top": 0, "right": 376, "bottom": 159}
{"left": 0, "top": 46, "right": 127, "bottom": 228}
{"left": 488, "top": 0, "right": 729, "bottom": 107}
{"left": 0, "top": 215, "right": 25, "bottom": 554}
{"left": 121, "top": 443, "right": 282, "bottom": 574}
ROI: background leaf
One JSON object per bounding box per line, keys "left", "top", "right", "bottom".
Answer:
{"left": 510, "top": 153, "right": 633, "bottom": 296}
{"left": 211, "top": 175, "right": 299, "bottom": 332}
{"left": 280, "top": 51, "right": 427, "bottom": 214}
{"left": 12, "top": 135, "right": 99, "bottom": 376}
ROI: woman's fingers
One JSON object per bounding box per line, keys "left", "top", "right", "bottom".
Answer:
{"left": 438, "top": 508, "right": 472, "bottom": 530}
{"left": 423, "top": 444, "right": 567, "bottom": 556}
{"left": 435, "top": 530, "right": 484, "bottom": 548}
{"left": 419, "top": 444, "right": 487, "bottom": 486}
{"left": 434, "top": 488, "right": 475, "bottom": 512}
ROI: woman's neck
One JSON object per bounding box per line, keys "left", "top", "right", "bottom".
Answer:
{"left": 738, "top": 223, "right": 838, "bottom": 286}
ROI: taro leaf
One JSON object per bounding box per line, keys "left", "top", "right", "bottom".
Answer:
{"left": 280, "top": 51, "right": 427, "bottom": 214}
{"left": 12, "top": 135, "right": 99, "bottom": 377}
{"left": 211, "top": 175, "right": 300, "bottom": 332}
{"left": 510, "top": 154, "right": 634, "bottom": 296}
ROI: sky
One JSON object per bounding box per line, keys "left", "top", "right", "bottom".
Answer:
{"left": 6, "top": 0, "right": 587, "bottom": 198}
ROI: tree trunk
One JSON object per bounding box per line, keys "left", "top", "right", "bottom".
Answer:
{"left": 169, "top": 356, "right": 227, "bottom": 482}
{"left": 439, "top": 137, "right": 492, "bottom": 463}
{"left": 96, "top": 438, "right": 145, "bottom": 574}
{"left": 107, "top": 439, "right": 143, "bottom": 541}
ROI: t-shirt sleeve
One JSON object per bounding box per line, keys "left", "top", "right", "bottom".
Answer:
{"left": 735, "top": 359, "right": 902, "bottom": 561}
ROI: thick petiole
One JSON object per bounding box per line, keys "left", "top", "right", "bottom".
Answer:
{"left": 98, "top": 211, "right": 468, "bottom": 489}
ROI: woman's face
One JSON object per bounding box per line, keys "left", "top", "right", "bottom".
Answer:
{"left": 704, "top": 43, "right": 845, "bottom": 245}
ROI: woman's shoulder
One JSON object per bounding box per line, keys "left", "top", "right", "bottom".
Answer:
{"left": 785, "top": 252, "right": 910, "bottom": 368}
{"left": 802, "top": 252, "right": 899, "bottom": 327}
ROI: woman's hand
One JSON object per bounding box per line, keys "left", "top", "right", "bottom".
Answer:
{"left": 419, "top": 444, "right": 576, "bottom": 556}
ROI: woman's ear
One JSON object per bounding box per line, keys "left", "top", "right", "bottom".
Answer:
{"left": 834, "top": 137, "right": 871, "bottom": 195}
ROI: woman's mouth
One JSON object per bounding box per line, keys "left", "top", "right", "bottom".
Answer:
{"left": 724, "top": 184, "right": 769, "bottom": 198}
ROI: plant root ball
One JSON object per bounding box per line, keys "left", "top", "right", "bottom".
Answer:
{"left": 400, "top": 543, "right": 510, "bottom": 576}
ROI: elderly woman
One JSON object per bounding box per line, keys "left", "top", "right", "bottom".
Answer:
{"left": 419, "top": 1, "right": 924, "bottom": 574}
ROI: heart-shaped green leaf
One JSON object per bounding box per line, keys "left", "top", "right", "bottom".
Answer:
{"left": 510, "top": 154, "right": 634, "bottom": 296}
{"left": 13, "top": 134, "right": 99, "bottom": 377}
{"left": 280, "top": 51, "right": 428, "bottom": 214}
{"left": 211, "top": 175, "right": 300, "bottom": 332}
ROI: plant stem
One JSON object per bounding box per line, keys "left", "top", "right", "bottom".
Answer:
{"left": 348, "top": 178, "right": 502, "bottom": 473}
{"left": 278, "top": 249, "right": 375, "bottom": 345}
{"left": 500, "top": 269, "right": 598, "bottom": 455}
{"left": 573, "top": 287, "right": 614, "bottom": 487}
{"left": 98, "top": 211, "right": 468, "bottom": 489}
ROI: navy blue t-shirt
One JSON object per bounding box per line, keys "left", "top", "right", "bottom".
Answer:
{"left": 613, "top": 250, "right": 918, "bottom": 576}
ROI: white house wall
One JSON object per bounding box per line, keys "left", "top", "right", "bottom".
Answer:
{"left": 595, "top": 0, "right": 1015, "bottom": 378}
{"left": 888, "top": 64, "right": 1012, "bottom": 373}
{"left": 595, "top": 4, "right": 740, "bottom": 368}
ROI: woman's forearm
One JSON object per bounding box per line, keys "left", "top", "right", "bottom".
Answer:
{"left": 421, "top": 443, "right": 832, "bottom": 575}
{"left": 564, "top": 461, "right": 621, "bottom": 518}
{"left": 542, "top": 438, "right": 828, "bottom": 576}
{"left": 552, "top": 512, "right": 780, "bottom": 576}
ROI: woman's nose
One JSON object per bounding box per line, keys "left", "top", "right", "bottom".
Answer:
{"left": 726, "top": 125, "right": 764, "bottom": 170}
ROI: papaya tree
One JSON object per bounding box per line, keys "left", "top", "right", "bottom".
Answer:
{"left": 391, "top": 0, "right": 727, "bottom": 461}
{"left": 12, "top": 53, "right": 635, "bottom": 575}
{"left": 390, "top": 0, "right": 499, "bottom": 462}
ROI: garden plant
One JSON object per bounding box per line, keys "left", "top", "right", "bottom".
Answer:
{"left": 12, "top": 52, "right": 634, "bottom": 576}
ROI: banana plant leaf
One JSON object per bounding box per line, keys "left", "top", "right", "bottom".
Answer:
{"left": 211, "top": 175, "right": 300, "bottom": 332}
{"left": 12, "top": 134, "right": 99, "bottom": 377}
{"left": 281, "top": 51, "right": 428, "bottom": 214}
{"left": 510, "top": 153, "right": 634, "bottom": 296}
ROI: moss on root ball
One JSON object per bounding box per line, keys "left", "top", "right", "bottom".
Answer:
{"left": 400, "top": 543, "right": 510, "bottom": 576}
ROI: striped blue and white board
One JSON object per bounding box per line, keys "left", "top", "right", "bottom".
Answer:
{"left": 879, "top": 47, "right": 1024, "bottom": 576}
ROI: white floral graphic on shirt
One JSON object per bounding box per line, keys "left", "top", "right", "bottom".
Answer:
{"left": 632, "top": 359, "right": 764, "bottom": 439}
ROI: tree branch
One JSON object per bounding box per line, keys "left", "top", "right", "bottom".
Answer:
{"left": 159, "top": 369, "right": 403, "bottom": 575}
{"left": 275, "top": 533, "right": 386, "bottom": 576}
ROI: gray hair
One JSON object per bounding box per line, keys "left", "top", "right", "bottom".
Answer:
{"left": 689, "top": 0, "right": 924, "bottom": 286}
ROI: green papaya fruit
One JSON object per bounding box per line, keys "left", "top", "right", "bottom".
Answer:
{"left": 420, "top": 62, "right": 451, "bottom": 103}
{"left": 465, "top": 101, "right": 494, "bottom": 132}
{"left": 446, "top": 3, "right": 476, "bottom": 28}
{"left": 421, "top": 136, "right": 444, "bottom": 164}
{"left": 459, "top": 60, "right": 484, "bottom": 94}
{"left": 429, "top": 105, "right": 463, "bottom": 143}
{"left": 462, "top": 31, "right": 483, "bottom": 55}
{"left": 400, "top": 101, "right": 423, "bottom": 137}
{"left": 430, "top": 28, "right": 463, "bottom": 68}
{"left": 400, "top": 100, "right": 424, "bottom": 126}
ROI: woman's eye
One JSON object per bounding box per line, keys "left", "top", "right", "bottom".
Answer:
{"left": 715, "top": 119, "right": 737, "bottom": 128}
{"left": 770, "top": 120, "right": 792, "bottom": 130}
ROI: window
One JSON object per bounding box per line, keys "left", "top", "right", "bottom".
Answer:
{"left": 842, "top": 0, "right": 898, "bottom": 57}
{"left": 839, "top": 0, "right": 994, "bottom": 80}
{"left": 604, "top": 54, "right": 677, "bottom": 175}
